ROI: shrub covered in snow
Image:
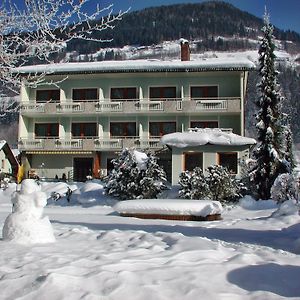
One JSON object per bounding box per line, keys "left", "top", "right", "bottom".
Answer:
{"left": 178, "top": 167, "right": 209, "bottom": 200}
{"left": 179, "top": 165, "right": 245, "bottom": 203}
{"left": 206, "top": 165, "right": 245, "bottom": 202}
{"left": 104, "top": 149, "right": 167, "bottom": 200}
{"left": 270, "top": 173, "right": 299, "bottom": 203}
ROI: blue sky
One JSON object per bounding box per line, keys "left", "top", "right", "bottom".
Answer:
{"left": 105, "top": 0, "right": 300, "bottom": 33}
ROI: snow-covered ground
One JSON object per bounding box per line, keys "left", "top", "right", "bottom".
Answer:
{"left": 0, "top": 181, "right": 300, "bottom": 300}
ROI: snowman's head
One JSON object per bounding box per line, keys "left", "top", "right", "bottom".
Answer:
{"left": 20, "top": 179, "right": 41, "bottom": 195}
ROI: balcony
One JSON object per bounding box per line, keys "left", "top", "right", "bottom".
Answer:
{"left": 95, "top": 102, "right": 123, "bottom": 112}
{"left": 20, "top": 103, "right": 45, "bottom": 113}
{"left": 19, "top": 97, "right": 241, "bottom": 115}
{"left": 56, "top": 103, "right": 84, "bottom": 113}
{"left": 18, "top": 136, "right": 165, "bottom": 152}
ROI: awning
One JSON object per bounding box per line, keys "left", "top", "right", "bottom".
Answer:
{"left": 26, "top": 151, "right": 93, "bottom": 155}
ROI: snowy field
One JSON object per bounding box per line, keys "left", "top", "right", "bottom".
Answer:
{"left": 0, "top": 181, "right": 300, "bottom": 300}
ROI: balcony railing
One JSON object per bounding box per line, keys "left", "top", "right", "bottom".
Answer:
{"left": 55, "top": 139, "right": 83, "bottom": 149}
{"left": 135, "top": 101, "right": 164, "bottom": 111}
{"left": 18, "top": 138, "right": 44, "bottom": 150}
{"left": 56, "top": 103, "right": 84, "bottom": 113}
{"left": 19, "top": 97, "right": 241, "bottom": 115}
{"left": 18, "top": 136, "right": 166, "bottom": 151}
{"left": 195, "top": 99, "right": 228, "bottom": 110}
{"left": 94, "top": 138, "right": 123, "bottom": 149}
{"left": 20, "top": 103, "right": 45, "bottom": 113}
{"left": 95, "top": 102, "right": 123, "bottom": 112}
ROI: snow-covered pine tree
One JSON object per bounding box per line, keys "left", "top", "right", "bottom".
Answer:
{"left": 270, "top": 173, "right": 298, "bottom": 203}
{"left": 251, "top": 11, "right": 288, "bottom": 199}
{"left": 178, "top": 167, "right": 209, "bottom": 200}
{"left": 178, "top": 171, "right": 193, "bottom": 199}
{"left": 104, "top": 149, "right": 167, "bottom": 200}
{"left": 284, "top": 117, "right": 296, "bottom": 171}
{"left": 206, "top": 165, "right": 244, "bottom": 203}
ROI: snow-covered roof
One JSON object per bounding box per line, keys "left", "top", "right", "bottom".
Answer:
{"left": 0, "top": 140, "right": 7, "bottom": 150}
{"left": 161, "top": 129, "right": 256, "bottom": 148}
{"left": 15, "top": 58, "right": 255, "bottom": 75}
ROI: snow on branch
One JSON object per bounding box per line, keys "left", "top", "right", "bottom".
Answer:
{"left": 0, "top": 0, "right": 128, "bottom": 95}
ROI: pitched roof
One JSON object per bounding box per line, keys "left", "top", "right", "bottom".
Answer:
{"left": 15, "top": 58, "right": 255, "bottom": 75}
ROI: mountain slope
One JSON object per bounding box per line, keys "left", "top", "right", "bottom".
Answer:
{"left": 66, "top": 1, "right": 300, "bottom": 55}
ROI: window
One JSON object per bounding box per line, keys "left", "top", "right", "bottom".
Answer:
{"left": 149, "top": 87, "right": 176, "bottom": 99}
{"left": 72, "top": 123, "right": 97, "bottom": 137}
{"left": 184, "top": 152, "right": 203, "bottom": 171}
{"left": 36, "top": 90, "right": 60, "bottom": 103}
{"left": 72, "top": 89, "right": 98, "bottom": 101}
{"left": 111, "top": 88, "right": 137, "bottom": 100}
{"left": 190, "top": 86, "right": 218, "bottom": 99}
{"left": 190, "top": 121, "right": 218, "bottom": 129}
{"left": 35, "top": 123, "right": 59, "bottom": 137}
{"left": 1, "top": 159, "right": 5, "bottom": 169}
{"left": 110, "top": 122, "right": 136, "bottom": 137}
{"left": 149, "top": 122, "right": 176, "bottom": 137}
{"left": 218, "top": 152, "right": 238, "bottom": 174}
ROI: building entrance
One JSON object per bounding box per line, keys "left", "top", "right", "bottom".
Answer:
{"left": 73, "top": 158, "right": 93, "bottom": 182}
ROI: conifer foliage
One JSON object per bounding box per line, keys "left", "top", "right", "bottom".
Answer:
{"left": 251, "top": 12, "right": 290, "bottom": 200}
{"left": 104, "top": 149, "right": 167, "bottom": 200}
{"left": 178, "top": 165, "right": 245, "bottom": 203}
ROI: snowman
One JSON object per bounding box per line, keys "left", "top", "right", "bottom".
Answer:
{"left": 2, "top": 179, "right": 55, "bottom": 244}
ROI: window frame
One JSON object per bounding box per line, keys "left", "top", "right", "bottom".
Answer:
{"left": 149, "top": 121, "right": 177, "bottom": 137}
{"left": 71, "top": 122, "right": 98, "bottom": 137}
{"left": 217, "top": 152, "right": 238, "bottom": 174}
{"left": 34, "top": 123, "right": 59, "bottom": 137}
{"left": 36, "top": 89, "right": 60, "bottom": 103}
{"left": 184, "top": 152, "right": 203, "bottom": 171}
{"left": 110, "top": 122, "right": 137, "bottom": 137}
{"left": 72, "top": 88, "right": 99, "bottom": 102}
{"left": 190, "top": 121, "right": 219, "bottom": 129}
{"left": 149, "top": 86, "right": 177, "bottom": 100}
{"left": 190, "top": 85, "right": 219, "bottom": 99}
{"left": 110, "top": 87, "right": 138, "bottom": 101}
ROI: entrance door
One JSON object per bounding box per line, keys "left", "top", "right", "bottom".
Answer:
{"left": 73, "top": 158, "right": 93, "bottom": 182}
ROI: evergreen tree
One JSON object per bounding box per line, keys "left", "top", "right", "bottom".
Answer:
{"left": 251, "top": 12, "right": 288, "bottom": 200}
{"left": 284, "top": 118, "right": 296, "bottom": 171}
{"left": 178, "top": 167, "right": 209, "bottom": 200}
{"left": 104, "top": 149, "right": 167, "bottom": 200}
{"left": 206, "top": 165, "right": 244, "bottom": 203}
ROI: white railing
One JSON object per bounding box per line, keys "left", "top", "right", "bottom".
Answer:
{"left": 195, "top": 99, "right": 228, "bottom": 110}
{"left": 18, "top": 139, "right": 44, "bottom": 149}
{"left": 136, "top": 101, "right": 164, "bottom": 111}
{"left": 95, "top": 102, "right": 123, "bottom": 112}
{"left": 55, "top": 139, "right": 83, "bottom": 149}
{"left": 20, "top": 104, "right": 45, "bottom": 113}
{"left": 94, "top": 139, "right": 122, "bottom": 149}
{"left": 137, "top": 138, "right": 162, "bottom": 149}
{"left": 56, "top": 103, "right": 84, "bottom": 113}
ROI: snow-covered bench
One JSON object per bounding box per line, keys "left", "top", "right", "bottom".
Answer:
{"left": 114, "top": 199, "right": 223, "bottom": 221}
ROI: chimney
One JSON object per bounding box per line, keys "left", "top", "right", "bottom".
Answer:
{"left": 180, "top": 38, "right": 190, "bottom": 61}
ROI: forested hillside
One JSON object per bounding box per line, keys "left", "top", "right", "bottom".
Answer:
{"left": 65, "top": 1, "right": 299, "bottom": 56}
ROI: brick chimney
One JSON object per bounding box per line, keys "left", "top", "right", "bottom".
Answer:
{"left": 180, "top": 38, "right": 190, "bottom": 61}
